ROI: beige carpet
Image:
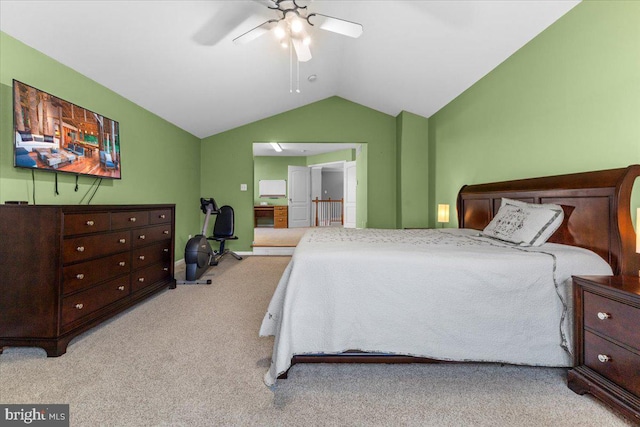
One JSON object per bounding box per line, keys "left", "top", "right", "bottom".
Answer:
{"left": 0, "top": 257, "right": 632, "bottom": 426}
{"left": 253, "top": 227, "right": 312, "bottom": 247}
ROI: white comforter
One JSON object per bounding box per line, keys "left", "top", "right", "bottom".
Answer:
{"left": 260, "top": 228, "right": 612, "bottom": 386}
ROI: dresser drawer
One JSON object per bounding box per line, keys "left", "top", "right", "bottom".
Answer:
{"left": 111, "top": 211, "right": 150, "bottom": 229}
{"left": 132, "top": 262, "right": 172, "bottom": 293}
{"left": 132, "top": 224, "right": 172, "bottom": 247}
{"left": 63, "top": 212, "right": 110, "bottom": 236}
{"left": 584, "top": 331, "right": 640, "bottom": 397}
{"left": 63, "top": 231, "right": 131, "bottom": 263}
{"left": 63, "top": 252, "right": 131, "bottom": 295}
{"left": 584, "top": 291, "right": 640, "bottom": 349}
{"left": 132, "top": 241, "right": 172, "bottom": 270}
{"left": 274, "top": 216, "right": 288, "bottom": 228}
{"left": 149, "top": 209, "right": 172, "bottom": 224}
{"left": 61, "top": 276, "right": 131, "bottom": 327}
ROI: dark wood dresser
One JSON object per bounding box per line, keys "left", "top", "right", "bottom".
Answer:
{"left": 0, "top": 204, "right": 176, "bottom": 357}
{"left": 568, "top": 275, "right": 640, "bottom": 424}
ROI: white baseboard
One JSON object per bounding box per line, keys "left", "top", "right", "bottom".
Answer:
{"left": 174, "top": 250, "right": 285, "bottom": 269}
{"left": 251, "top": 247, "right": 295, "bottom": 256}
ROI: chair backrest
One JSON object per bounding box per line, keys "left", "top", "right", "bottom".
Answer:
{"left": 213, "top": 205, "right": 235, "bottom": 238}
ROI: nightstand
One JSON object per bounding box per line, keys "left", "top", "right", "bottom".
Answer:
{"left": 568, "top": 275, "right": 640, "bottom": 424}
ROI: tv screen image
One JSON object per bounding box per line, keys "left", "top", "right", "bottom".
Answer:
{"left": 13, "top": 80, "right": 121, "bottom": 179}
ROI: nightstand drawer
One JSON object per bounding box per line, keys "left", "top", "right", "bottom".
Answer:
{"left": 584, "top": 291, "right": 640, "bottom": 349}
{"left": 584, "top": 331, "right": 640, "bottom": 397}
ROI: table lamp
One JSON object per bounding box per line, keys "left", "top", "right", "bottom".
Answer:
{"left": 437, "top": 204, "right": 450, "bottom": 228}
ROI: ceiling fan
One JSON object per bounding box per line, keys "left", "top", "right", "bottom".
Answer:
{"left": 233, "top": 0, "right": 363, "bottom": 62}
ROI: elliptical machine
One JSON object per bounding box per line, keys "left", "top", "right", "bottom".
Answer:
{"left": 176, "top": 198, "right": 220, "bottom": 285}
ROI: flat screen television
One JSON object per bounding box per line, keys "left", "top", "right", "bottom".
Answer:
{"left": 13, "top": 80, "right": 121, "bottom": 179}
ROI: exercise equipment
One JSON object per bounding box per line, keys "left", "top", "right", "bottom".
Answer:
{"left": 176, "top": 198, "right": 242, "bottom": 285}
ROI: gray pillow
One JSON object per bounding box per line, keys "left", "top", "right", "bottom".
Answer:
{"left": 482, "top": 198, "right": 564, "bottom": 246}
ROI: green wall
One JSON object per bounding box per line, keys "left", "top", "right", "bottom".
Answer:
{"left": 201, "top": 97, "right": 397, "bottom": 251}
{"left": 306, "top": 148, "right": 355, "bottom": 165}
{"left": 396, "top": 111, "right": 430, "bottom": 228}
{"left": 253, "top": 155, "right": 306, "bottom": 206}
{"left": 429, "top": 0, "right": 640, "bottom": 228}
{"left": 0, "top": 32, "right": 202, "bottom": 258}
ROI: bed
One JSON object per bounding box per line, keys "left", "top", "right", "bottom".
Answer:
{"left": 260, "top": 165, "right": 640, "bottom": 386}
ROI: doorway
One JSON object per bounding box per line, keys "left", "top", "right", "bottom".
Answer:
{"left": 252, "top": 142, "right": 366, "bottom": 253}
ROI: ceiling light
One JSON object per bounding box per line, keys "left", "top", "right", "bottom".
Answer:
{"left": 303, "top": 36, "right": 311, "bottom": 46}
{"left": 270, "top": 142, "right": 283, "bottom": 152}
{"left": 290, "top": 18, "right": 303, "bottom": 33}
{"left": 274, "top": 26, "right": 286, "bottom": 40}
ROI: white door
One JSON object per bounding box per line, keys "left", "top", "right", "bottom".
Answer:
{"left": 343, "top": 161, "right": 356, "bottom": 228}
{"left": 288, "top": 165, "right": 311, "bottom": 228}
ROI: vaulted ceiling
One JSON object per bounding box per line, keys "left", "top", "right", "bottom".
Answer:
{"left": 0, "top": 1, "right": 579, "bottom": 139}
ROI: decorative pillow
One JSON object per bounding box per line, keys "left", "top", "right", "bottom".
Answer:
{"left": 43, "top": 135, "right": 54, "bottom": 143}
{"left": 33, "top": 135, "right": 45, "bottom": 142}
{"left": 482, "top": 198, "right": 564, "bottom": 246}
{"left": 104, "top": 153, "right": 113, "bottom": 162}
{"left": 18, "top": 131, "right": 33, "bottom": 141}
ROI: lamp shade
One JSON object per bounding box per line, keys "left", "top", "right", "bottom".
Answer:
{"left": 437, "top": 204, "right": 450, "bottom": 223}
{"left": 637, "top": 208, "right": 640, "bottom": 254}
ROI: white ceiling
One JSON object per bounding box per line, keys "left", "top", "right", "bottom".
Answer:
{"left": 0, "top": 1, "right": 579, "bottom": 139}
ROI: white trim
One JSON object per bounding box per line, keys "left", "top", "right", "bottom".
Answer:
{"left": 251, "top": 247, "right": 295, "bottom": 256}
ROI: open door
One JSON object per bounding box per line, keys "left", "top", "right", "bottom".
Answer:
{"left": 288, "top": 165, "right": 311, "bottom": 228}
{"left": 343, "top": 161, "right": 356, "bottom": 228}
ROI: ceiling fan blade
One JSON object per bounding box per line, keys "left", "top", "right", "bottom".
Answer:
{"left": 308, "top": 13, "right": 363, "bottom": 38}
{"left": 292, "top": 37, "right": 312, "bottom": 62}
{"left": 233, "top": 19, "right": 279, "bottom": 44}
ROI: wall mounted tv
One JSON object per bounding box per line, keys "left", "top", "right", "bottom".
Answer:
{"left": 13, "top": 80, "right": 121, "bottom": 179}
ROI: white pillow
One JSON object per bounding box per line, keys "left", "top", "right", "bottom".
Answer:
{"left": 104, "top": 152, "right": 112, "bottom": 162}
{"left": 482, "top": 198, "right": 564, "bottom": 246}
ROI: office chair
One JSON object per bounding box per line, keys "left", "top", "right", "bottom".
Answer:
{"left": 209, "top": 205, "right": 243, "bottom": 262}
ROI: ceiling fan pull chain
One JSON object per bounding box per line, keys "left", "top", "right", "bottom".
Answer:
{"left": 296, "top": 57, "right": 300, "bottom": 93}
{"left": 289, "top": 39, "right": 293, "bottom": 93}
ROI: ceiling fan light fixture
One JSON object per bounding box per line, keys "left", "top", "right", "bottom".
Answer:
{"left": 290, "top": 18, "right": 303, "bottom": 33}
{"left": 274, "top": 25, "right": 286, "bottom": 40}
{"left": 303, "top": 36, "right": 311, "bottom": 46}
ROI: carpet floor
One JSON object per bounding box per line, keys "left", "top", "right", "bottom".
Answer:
{"left": 253, "top": 227, "right": 312, "bottom": 247}
{"left": 0, "top": 256, "right": 632, "bottom": 426}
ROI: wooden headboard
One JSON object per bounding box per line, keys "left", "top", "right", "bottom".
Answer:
{"left": 457, "top": 165, "right": 640, "bottom": 276}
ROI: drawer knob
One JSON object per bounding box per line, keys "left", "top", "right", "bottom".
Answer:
{"left": 139, "top": 235, "right": 146, "bottom": 240}
{"left": 597, "top": 312, "right": 611, "bottom": 320}
{"left": 118, "top": 285, "right": 126, "bottom": 291}
{"left": 86, "top": 220, "right": 95, "bottom": 226}
{"left": 163, "top": 230, "right": 169, "bottom": 235}
{"left": 76, "top": 246, "right": 85, "bottom": 252}
{"left": 75, "top": 303, "right": 84, "bottom": 310}
{"left": 119, "top": 238, "right": 126, "bottom": 244}
{"left": 119, "top": 261, "right": 126, "bottom": 267}
{"left": 163, "top": 267, "right": 169, "bottom": 271}
{"left": 160, "top": 214, "right": 166, "bottom": 219}
{"left": 139, "top": 255, "right": 145, "bottom": 260}
{"left": 138, "top": 277, "right": 145, "bottom": 282}
{"left": 597, "top": 354, "right": 611, "bottom": 363}
{"left": 163, "top": 248, "right": 169, "bottom": 252}
{"left": 76, "top": 273, "right": 85, "bottom": 280}
{"left": 130, "top": 217, "right": 137, "bottom": 222}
